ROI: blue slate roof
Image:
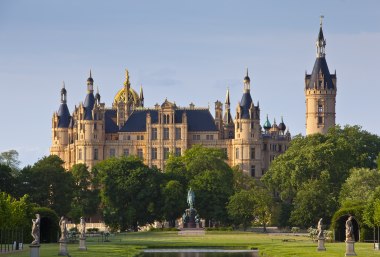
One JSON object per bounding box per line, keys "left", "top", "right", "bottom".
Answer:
{"left": 57, "top": 103, "right": 70, "bottom": 128}
{"left": 306, "top": 57, "right": 335, "bottom": 90}
{"left": 119, "top": 109, "right": 217, "bottom": 132}
{"left": 105, "top": 110, "right": 119, "bottom": 133}
{"left": 83, "top": 93, "right": 95, "bottom": 120}
{"left": 239, "top": 92, "right": 253, "bottom": 119}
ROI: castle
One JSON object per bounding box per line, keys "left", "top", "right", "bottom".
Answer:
{"left": 50, "top": 21, "right": 336, "bottom": 178}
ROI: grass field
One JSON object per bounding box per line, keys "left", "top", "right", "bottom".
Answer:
{"left": 5, "top": 231, "right": 380, "bottom": 257}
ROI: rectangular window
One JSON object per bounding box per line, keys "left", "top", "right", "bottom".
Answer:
{"left": 163, "top": 128, "right": 169, "bottom": 140}
{"left": 318, "top": 104, "right": 323, "bottom": 113}
{"left": 141, "top": 135, "right": 144, "bottom": 140}
{"left": 137, "top": 135, "right": 140, "bottom": 140}
{"left": 94, "top": 148, "right": 98, "bottom": 160}
{"left": 206, "top": 135, "right": 214, "bottom": 140}
{"left": 263, "top": 144, "right": 267, "bottom": 151}
{"left": 318, "top": 116, "right": 323, "bottom": 124}
{"left": 223, "top": 148, "right": 228, "bottom": 159}
{"left": 175, "top": 147, "right": 181, "bottom": 157}
{"left": 251, "top": 148, "right": 255, "bottom": 159}
{"left": 251, "top": 165, "right": 256, "bottom": 177}
{"left": 235, "top": 148, "right": 239, "bottom": 159}
{"left": 175, "top": 128, "right": 181, "bottom": 140}
{"left": 78, "top": 149, "right": 82, "bottom": 160}
{"left": 164, "top": 147, "right": 170, "bottom": 160}
{"left": 151, "top": 128, "right": 157, "bottom": 140}
{"left": 123, "top": 148, "right": 129, "bottom": 156}
{"left": 137, "top": 149, "right": 143, "bottom": 159}
{"left": 110, "top": 148, "right": 115, "bottom": 157}
{"left": 278, "top": 145, "right": 282, "bottom": 152}
{"left": 151, "top": 148, "right": 157, "bottom": 160}
{"left": 94, "top": 123, "right": 97, "bottom": 130}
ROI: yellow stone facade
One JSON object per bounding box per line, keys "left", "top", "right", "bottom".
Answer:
{"left": 50, "top": 70, "right": 291, "bottom": 178}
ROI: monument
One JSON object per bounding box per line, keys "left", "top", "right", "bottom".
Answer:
{"left": 58, "top": 216, "right": 69, "bottom": 256}
{"left": 179, "top": 188, "right": 204, "bottom": 235}
{"left": 316, "top": 218, "right": 326, "bottom": 251}
{"left": 78, "top": 217, "right": 87, "bottom": 251}
{"left": 30, "top": 214, "right": 40, "bottom": 257}
{"left": 345, "top": 216, "right": 357, "bottom": 256}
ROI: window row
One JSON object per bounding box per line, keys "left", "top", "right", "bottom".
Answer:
{"left": 151, "top": 128, "right": 182, "bottom": 140}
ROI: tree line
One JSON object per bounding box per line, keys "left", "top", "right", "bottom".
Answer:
{"left": 1, "top": 125, "right": 380, "bottom": 233}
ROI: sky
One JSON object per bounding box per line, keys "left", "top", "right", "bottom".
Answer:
{"left": 0, "top": 0, "right": 379, "bottom": 167}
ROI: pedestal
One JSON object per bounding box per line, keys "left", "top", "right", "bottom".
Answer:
{"left": 345, "top": 240, "right": 357, "bottom": 256}
{"left": 58, "top": 240, "right": 69, "bottom": 256}
{"left": 317, "top": 238, "right": 326, "bottom": 251}
{"left": 79, "top": 237, "right": 87, "bottom": 251}
{"left": 29, "top": 244, "right": 40, "bottom": 257}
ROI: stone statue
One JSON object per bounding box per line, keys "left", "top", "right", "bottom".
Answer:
{"left": 317, "top": 218, "right": 324, "bottom": 239}
{"left": 31, "top": 214, "right": 40, "bottom": 245}
{"left": 345, "top": 216, "right": 355, "bottom": 241}
{"left": 79, "top": 217, "right": 86, "bottom": 239}
{"left": 187, "top": 188, "right": 195, "bottom": 209}
{"left": 59, "top": 216, "right": 68, "bottom": 241}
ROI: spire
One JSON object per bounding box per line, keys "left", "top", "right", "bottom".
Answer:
{"left": 316, "top": 15, "right": 326, "bottom": 58}
{"left": 86, "top": 70, "right": 94, "bottom": 92}
{"left": 139, "top": 84, "right": 144, "bottom": 107}
{"left": 60, "top": 81, "right": 67, "bottom": 104}
{"left": 95, "top": 86, "right": 101, "bottom": 104}
{"left": 243, "top": 68, "right": 251, "bottom": 92}
{"left": 225, "top": 88, "right": 230, "bottom": 105}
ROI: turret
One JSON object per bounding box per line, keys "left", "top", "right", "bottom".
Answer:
{"left": 84, "top": 71, "right": 95, "bottom": 120}
{"left": 305, "top": 16, "right": 337, "bottom": 135}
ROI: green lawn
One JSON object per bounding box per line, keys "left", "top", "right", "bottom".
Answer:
{"left": 5, "top": 231, "right": 380, "bottom": 257}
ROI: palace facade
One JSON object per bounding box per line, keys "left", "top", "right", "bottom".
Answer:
{"left": 50, "top": 21, "right": 336, "bottom": 177}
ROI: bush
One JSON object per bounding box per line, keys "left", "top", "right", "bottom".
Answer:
{"left": 87, "top": 228, "right": 100, "bottom": 233}
{"left": 291, "top": 227, "right": 300, "bottom": 234}
{"left": 205, "top": 226, "right": 233, "bottom": 231}
{"left": 149, "top": 227, "right": 179, "bottom": 232}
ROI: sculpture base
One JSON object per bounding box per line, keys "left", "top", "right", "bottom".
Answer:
{"left": 78, "top": 238, "right": 87, "bottom": 251}
{"left": 317, "top": 238, "right": 326, "bottom": 251}
{"left": 29, "top": 244, "right": 40, "bottom": 257}
{"left": 345, "top": 240, "right": 357, "bottom": 256}
{"left": 58, "top": 240, "right": 69, "bottom": 256}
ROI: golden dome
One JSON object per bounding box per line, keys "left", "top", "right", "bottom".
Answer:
{"left": 113, "top": 69, "right": 141, "bottom": 105}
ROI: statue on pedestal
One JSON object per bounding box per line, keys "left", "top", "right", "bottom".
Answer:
{"left": 345, "top": 216, "right": 355, "bottom": 241}
{"left": 182, "top": 188, "right": 202, "bottom": 229}
{"left": 317, "top": 218, "right": 324, "bottom": 239}
{"left": 79, "top": 217, "right": 86, "bottom": 239}
{"left": 31, "top": 214, "right": 41, "bottom": 245}
{"left": 59, "top": 216, "right": 68, "bottom": 242}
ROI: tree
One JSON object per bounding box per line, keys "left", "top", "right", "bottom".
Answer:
{"left": 227, "top": 189, "right": 256, "bottom": 230}
{"left": 339, "top": 168, "right": 380, "bottom": 206}
{"left": 190, "top": 168, "right": 234, "bottom": 226}
{"left": 252, "top": 186, "right": 273, "bottom": 232}
{"left": 96, "top": 156, "right": 163, "bottom": 231}
{"left": 0, "top": 192, "right": 32, "bottom": 230}
{"left": 289, "top": 171, "right": 337, "bottom": 227}
{"left": 16, "top": 155, "right": 74, "bottom": 216}
{"left": 262, "top": 125, "right": 380, "bottom": 226}
{"left": 0, "top": 150, "right": 20, "bottom": 172}
{"left": 161, "top": 180, "right": 187, "bottom": 227}
{"left": 0, "top": 164, "right": 15, "bottom": 195}
{"left": 68, "top": 164, "right": 100, "bottom": 223}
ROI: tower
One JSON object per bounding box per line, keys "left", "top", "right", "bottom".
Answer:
{"left": 305, "top": 17, "right": 337, "bottom": 135}
{"left": 234, "top": 69, "right": 262, "bottom": 177}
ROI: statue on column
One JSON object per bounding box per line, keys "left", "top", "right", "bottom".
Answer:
{"left": 187, "top": 187, "right": 195, "bottom": 209}
{"left": 31, "top": 214, "right": 41, "bottom": 245}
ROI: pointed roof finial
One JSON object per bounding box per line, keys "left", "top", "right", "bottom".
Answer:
{"left": 320, "top": 15, "right": 324, "bottom": 27}
{"left": 90, "top": 69, "right": 92, "bottom": 78}
{"left": 62, "top": 81, "right": 65, "bottom": 89}
{"left": 225, "top": 87, "right": 230, "bottom": 105}
{"left": 246, "top": 68, "right": 249, "bottom": 77}
{"left": 96, "top": 86, "right": 99, "bottom": 94}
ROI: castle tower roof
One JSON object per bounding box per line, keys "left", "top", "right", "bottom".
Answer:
{"left": 57, "top": 82, "right": 70, "bottom": 128}
{"left": 239, "top": 69, "right": 253, "bottom": 119}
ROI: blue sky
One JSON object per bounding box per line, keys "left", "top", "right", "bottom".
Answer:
{"left": 0, "top": 0, "right": 379, "bottom": 167}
